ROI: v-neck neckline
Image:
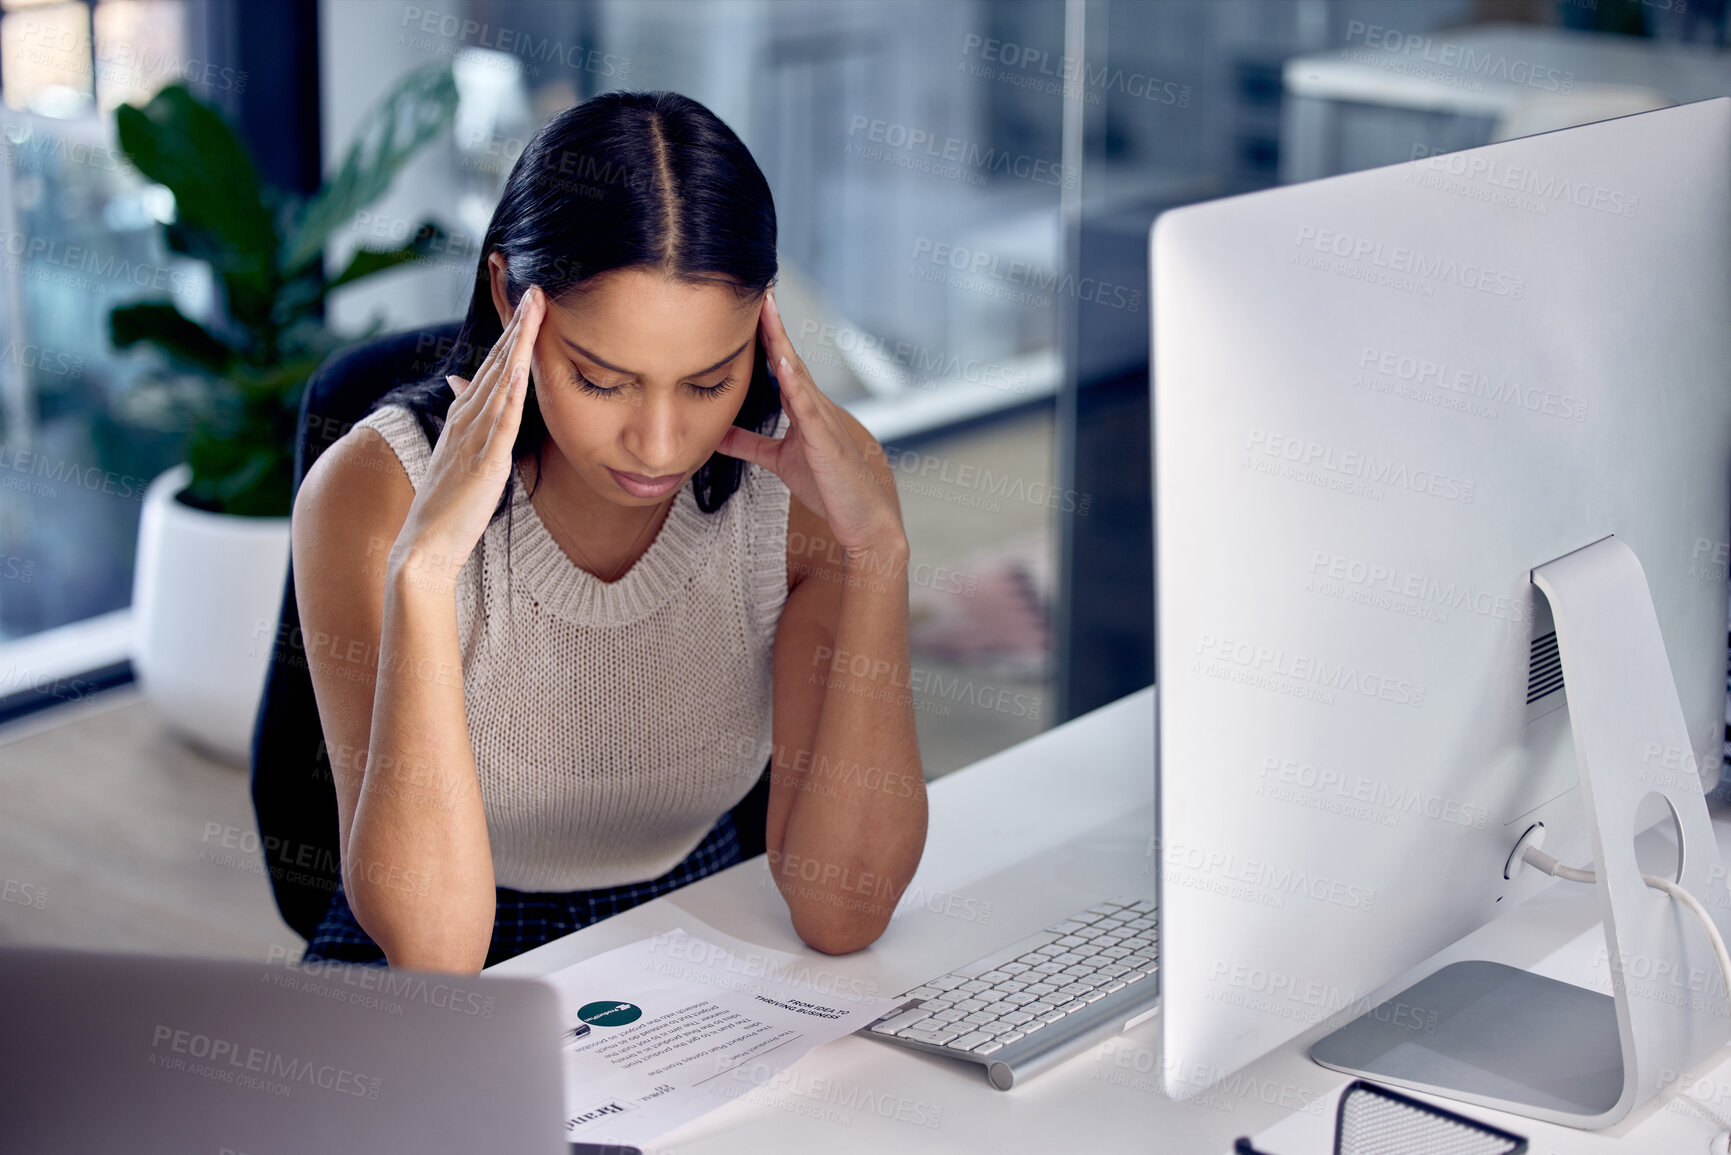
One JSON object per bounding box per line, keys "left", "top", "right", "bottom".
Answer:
{"left": 506, "top": 461, "right": 713, "bottom": 625}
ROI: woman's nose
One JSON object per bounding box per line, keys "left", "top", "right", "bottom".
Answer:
{"left": 622, "top": 391, "right": 681, "bottom": 470}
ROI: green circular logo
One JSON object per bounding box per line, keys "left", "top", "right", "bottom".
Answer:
{"left": 577, "top": 1000, "right": 643, "bottom": 1027}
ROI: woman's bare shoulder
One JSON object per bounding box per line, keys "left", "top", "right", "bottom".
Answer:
{"left": 293, "top": 422, "right": 417, "bottom": 581}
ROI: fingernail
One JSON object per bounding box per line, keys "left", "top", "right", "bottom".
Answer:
{"left": 766, "top": 288, "right": 778, "bottom": 312}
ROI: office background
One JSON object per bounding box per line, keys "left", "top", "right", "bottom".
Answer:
{"left": 1, "top": 0, "right": 1725, "bottom": 957}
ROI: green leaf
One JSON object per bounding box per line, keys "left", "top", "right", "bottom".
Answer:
{"left": 106, "top": 69, "right": 455, "bottom": 516}
{"left": 229, "top": 354, "right": 325, "bottom": 406}
{"left": 282, "top": 61, "right": 459, "bottom": 274}
{"left": 115, "top": 86, "right": 276, "bottom": 291}
{"left": 183, "top": 425, "right": 293, "bottom": 517}
{"left": 328, "top": 220, "right": 453, "bottom": 290}
{"left": 109, "top": 302, "right": 238, "bottom": 378}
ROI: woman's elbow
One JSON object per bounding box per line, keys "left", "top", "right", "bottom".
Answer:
{"left": 792, "top": 910, "right": 889, "bottom": 956}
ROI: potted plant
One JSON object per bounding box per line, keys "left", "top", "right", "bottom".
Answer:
{"left": 115, "top": 62, "right": 458, "bottom": 766}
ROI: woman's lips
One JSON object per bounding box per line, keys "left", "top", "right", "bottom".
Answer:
{"left": 607, "top": 467, "right": 683, "bottom": 497}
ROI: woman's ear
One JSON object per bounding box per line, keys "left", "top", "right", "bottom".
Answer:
{"left": 487, "top": 252, "right": 512, "bottom": 327}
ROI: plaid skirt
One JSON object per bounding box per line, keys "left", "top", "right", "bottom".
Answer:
{"left": 300, "top": 812, "right": 742, "bottom": 969}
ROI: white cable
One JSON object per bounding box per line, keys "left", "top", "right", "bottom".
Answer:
{"left": 1519, "top": 845, "right": 1731, "bottom": 992}
{"left": 1643, "top": 872, "right": 1731, "bottom": 1005}
{"left": 1518, "top": 846, "right": 1596, "bottom": 884}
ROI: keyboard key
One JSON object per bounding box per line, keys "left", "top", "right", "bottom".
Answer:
{"left": 1100, "top": 965, "right": 1131, "bottom": 978}
{"left": 1053, "top": 952, "right": 1084, "bottom": 965}
{"left": 1127, "top": 918, "right": 1155, "bottom": 931}
{"left": 1001, "top": 962, "right": 1030, "bottom": 974}
{"left": 1057, "top": 999, "right": 1091, "bottom": 1015}
{"left": 1021, "top": 1019, "right": 1047, "bottom": 1034}
{"left": 950, "top": 1030, "right": 994, "bottom": 1051}
{"left": 1122, "top": 970, "right": 1148, "bottom": 984}
{"left": 1074, "top": 927, "right": 1105, "bottom": 940}
{"left": 1101, "top": 947, "right": 1132, "bottom": 959}
{"left": 1048, "top": 919, "right": 1087, "bottom": 934}
{"left": 1004, "top": 992, "right": 1038, "bottom": 1006}
{"left": 953, "top": 998, "right": 987, "bottom": 1013}
{"left": 1002, "top": 1010, "right": 1035, "bottom": 1025}
{"left": 1059, "top": 984, "right": 1095, "bottom": 999}
{"left": 1039, "top": 1008, "right": 1070, "bottom": 1024}
{"left": 998, "top": 980, "right": 1027, "bottom": 994}
{"left": 901, "top": 1028, "right": 961, "bottom": 1047}
{"left": 869, "top": 1008, "right": 932, "bottom": 1035}
{"left": 1103, "top": 980, "right": 1126, "bottom": 993}
{"left": 1025, "top": 1001, "right": 1057, "bottom": 1015}
{"left": 997, "top": 1030, "right": 1025, "bottom": 1044}
{"left": 904, "top": 986, "right": 943, "bottom": 1000}
{"left": 1127, "top": 955, "right": 1157, "bottom": 970}
{"left": 973, "top": 1039, "right": 1006, "bottom": 1055}
{"left": 959, "top": 980, "right": 991, "bottom": 993}
{"left": 1129, "top": 899, "right": 1157, "bottom": 913}
{"left": 1080, "top": 990, "right": 1107, "bottom": 1004}
{"left": 980, "top": 970, "right": 1011, "bottom": 983}
{"left": 931, "top": 1009, "right": 967, "bottom": 1024}
{"left": 931, "top": 975, "right": 966, "bottom": 991}
{"left": 1026, "top": 982, "right": 1059, "bottom": 996}
{"left": 964, "top": 1011, "right": 997, "bottom": 1025}
{"left": 1070, "top": 911, "right": 1103, "bottom": 925}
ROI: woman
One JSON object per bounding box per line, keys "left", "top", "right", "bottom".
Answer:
{"left": 291, "top": 90, "right": 927, "bottom": 974}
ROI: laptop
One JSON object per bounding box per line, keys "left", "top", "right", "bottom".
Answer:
{"left": 0, "top": 945, "right": 572, "bottom": 1154}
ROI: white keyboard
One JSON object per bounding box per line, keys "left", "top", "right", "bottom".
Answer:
{"left": 860, "top": 897, "right": 1159, "bottom": 1089}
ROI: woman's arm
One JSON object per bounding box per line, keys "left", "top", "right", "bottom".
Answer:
{"left": 767, "top": 470, "right": 928, "bottom": 955}
{"left": 293, "top": 432, "right": 496, "bottom": 973}
{"left": 293, "top": 283, "right": 546, "bottom": 973}
{"left": 722, "top": 290, "right": 928, "bottom": 954}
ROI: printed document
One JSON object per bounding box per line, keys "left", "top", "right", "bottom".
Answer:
{"left": 542, "top": 925, "right": 892, "bottom": 1148}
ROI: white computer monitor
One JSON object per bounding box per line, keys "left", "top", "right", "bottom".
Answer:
{"left": 1153, "top": 98, "right": 1731, "bottom": 1129}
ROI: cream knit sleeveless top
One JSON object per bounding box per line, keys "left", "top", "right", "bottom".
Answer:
{"left": 352, "top": 402, "right": 792, "bottom": 892}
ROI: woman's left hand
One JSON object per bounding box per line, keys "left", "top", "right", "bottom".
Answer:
{"left": 717, "top": 289, "right": 906, "bottom": 555}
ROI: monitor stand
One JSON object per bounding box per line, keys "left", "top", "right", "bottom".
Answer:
{"left": 1310, "top": 534, "right": 1731, "bottom": 1130}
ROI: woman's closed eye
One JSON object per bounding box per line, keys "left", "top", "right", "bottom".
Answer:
{"left": 573, "top": 367, "right": 735, "bottom": 400}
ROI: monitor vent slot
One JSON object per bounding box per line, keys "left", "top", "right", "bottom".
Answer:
{"left": 1527, "top": 631, "right": 1564, "bottom": 704}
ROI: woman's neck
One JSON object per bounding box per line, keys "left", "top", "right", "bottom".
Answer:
{"left": 518, "top": 448, "right": 675, "bottom": 579}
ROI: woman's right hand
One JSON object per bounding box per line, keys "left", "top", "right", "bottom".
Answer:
{"left": 392, "top": 283, "right": 546, "bottom": 590}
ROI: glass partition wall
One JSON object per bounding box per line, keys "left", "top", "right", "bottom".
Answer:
{"left": 11, "top": 0, "right": 1730, "bottom": 768}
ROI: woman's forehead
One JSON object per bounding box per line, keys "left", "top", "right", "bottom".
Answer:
{"left": 544, "top": 269, "right": 761, "bottom": 376}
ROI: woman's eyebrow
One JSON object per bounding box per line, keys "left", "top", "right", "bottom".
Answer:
{"left": 563, "top": 335, "right": 752, "bottom": 378}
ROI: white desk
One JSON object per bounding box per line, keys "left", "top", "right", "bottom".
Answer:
{"left": 495, "top": 685, "right": 1731, "bottom": 1152}
{"left": 492, "top": 687, "right": 1285, "bottom": 1153}
{"left": 1279, "top": 22, "right": 1731, "bottom": 183}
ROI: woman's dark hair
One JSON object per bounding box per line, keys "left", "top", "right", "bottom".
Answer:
{"left": 376, "top": 89, "right": 781, "bottom": 523}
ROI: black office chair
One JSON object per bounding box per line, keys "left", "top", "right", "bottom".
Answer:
{"left": 249, "top": 322, "right": 773, "bottom": 943}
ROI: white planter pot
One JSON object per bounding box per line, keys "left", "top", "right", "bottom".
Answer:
{"left": 131, "top": 464, "right": 292, "bottom": 768}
